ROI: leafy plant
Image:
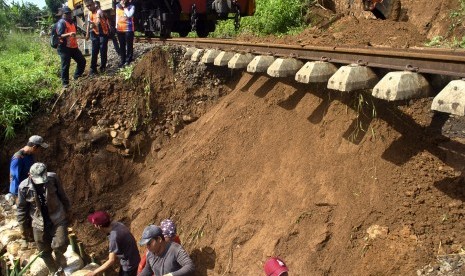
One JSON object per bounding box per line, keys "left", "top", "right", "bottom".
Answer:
{"left": 119, "top": 64, "right": 134, "bottom": 81}
{"left": 240, "top": 0, "right": 305, "bottom": 35}
{"left": 424, "top": 36, "right": 444, "bottom": 47}
{"left": 211, "top": 19, "right": 238, "bottom": 38}
{"left": 0, "top": 34, "right": 60, "bottom": 138}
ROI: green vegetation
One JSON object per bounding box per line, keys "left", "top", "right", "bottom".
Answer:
{"left": 424, "top": 35, "right": 465, "bottom": 48}
{"left": 241, "top": 0, "right": 306, "bottom": 35}
{"left": 434, "top": 0, "right": 465, "bottom": 48}
{"left": 0, "top": 34, "right": 60, "bottom": 138}
{"left": 212, "top": 0, "right": 308, "bottom": 37}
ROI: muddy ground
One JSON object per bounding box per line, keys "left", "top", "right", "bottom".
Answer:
{"left": 1, "top": 0, "right": 465, "bottom": 275}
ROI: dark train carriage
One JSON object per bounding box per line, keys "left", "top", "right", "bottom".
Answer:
{"left": 136, "top": 0, "right": 255, "bottom": 38}
{"left": 68, "top": 0, "right": 255, "bottom": 38}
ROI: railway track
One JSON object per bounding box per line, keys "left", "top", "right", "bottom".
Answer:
{"left": 135, "top": 37, "right": 465, "bottom": 116}
{"left": 136, "top": 37, "right": 465, "bottom": 78}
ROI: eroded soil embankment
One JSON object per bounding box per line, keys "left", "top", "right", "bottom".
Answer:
{"left": 2, "top": 47, "right": 465, "bottom": 275}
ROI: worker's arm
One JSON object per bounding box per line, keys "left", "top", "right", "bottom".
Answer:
{"left": 124, "top": 4, "right": 134, "bottom": 18}
{"left": 57, "top": 20, "right": 76, "bottom": 38}
{"left": 86, "top": 14, "right": 91, "bottom": 40}
{"left": 9, "top": 157, "right": 21, "bottom": 195}
{"left": 86, "top": 252, "right": 117, "bottom": 276}
{"left": 53, "top": 173, "right": 71, "bottom": 212}
{"left": 170, "top": 247, "right": 195, "bottom": 276}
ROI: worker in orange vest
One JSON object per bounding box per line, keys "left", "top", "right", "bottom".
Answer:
{"left": 115, "top": 0, "right": 135, "bottom": 67}
{"left": 85, "top": 0, "right": 110, "bottom": 75}
{"left": 56, "top": 6, "right": 86, "bottom": 88}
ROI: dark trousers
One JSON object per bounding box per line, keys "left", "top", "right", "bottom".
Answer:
{"left": 110, "top": 32, "right": 121, "bottom": 56}
{"left": 57, "top": 46, "right": 86, "bottom": 85}
{"left": 117, "top": 31, "right": 134, "bottom": 65}
{"left": 119, "top": 267, "right": 137, "bottom": 276}
{"left": 90, "top": 32, "right": 109, "bottom": 72}
{"left": 33, "top": 223, "right": 68, "bottom": 273}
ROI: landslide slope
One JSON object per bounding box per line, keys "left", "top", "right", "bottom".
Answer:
{"left": 124, "top": 74, "right": 464, "bottom": 275}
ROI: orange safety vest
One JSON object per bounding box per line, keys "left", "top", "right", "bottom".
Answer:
{"left": 89, "top": 11, "right": 109, "bottom": 35}
{"left": 116, "top": 5, "right": 134, "bottom": 32}
{"left": 60, "top": 20, "right": 78, "bottom": 48}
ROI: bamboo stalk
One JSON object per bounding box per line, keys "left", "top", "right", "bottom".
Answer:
{"left": 90, "top": 253, "right": 96, "bottom": 264}
{"left": 77, "top": 242, "right": 87, "bottom": 264}
{"left": 68, "top": 233, "right": 78, "bottom": 254}
{"left": 13, "top": 258, "right": 20, "bottom": 275}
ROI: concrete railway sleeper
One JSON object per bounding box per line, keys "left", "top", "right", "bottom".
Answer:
{"left": 135, "top": 37, "right": 465, "bottom": 117}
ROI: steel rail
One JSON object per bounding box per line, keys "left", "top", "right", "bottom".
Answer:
{"left": 137, "top": 37, "right": 465, "bottom": 78}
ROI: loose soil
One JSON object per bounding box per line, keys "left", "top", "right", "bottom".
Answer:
{"left": 239, "top": 0, "right": 464, "bottom": 48}
{"left": 1, "top": 0, "right": 465, "bottom": 275}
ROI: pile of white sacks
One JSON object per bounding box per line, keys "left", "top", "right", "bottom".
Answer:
{"left": 0, "top": 195, "right": 100, "bottom": 276}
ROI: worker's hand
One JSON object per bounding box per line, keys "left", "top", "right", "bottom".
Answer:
{"left": 85, "top": 272, "right": 96, "bottom": 276}
{"left": 85, "top": 34, "right": 89, "bottom": 40}
{"left": 69, "top": 32, "right": 76, "bottom": 37}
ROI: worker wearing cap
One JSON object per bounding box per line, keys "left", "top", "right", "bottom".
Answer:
{"left": 138, "top": 219, "right": 182, "bottom": 274}
{"left": 9, "top": 135, "right": 49, "bottom": 198}
{"left": 264, "top": 257, "right": 289, "bottom": 276}
{"left": 139, "top": 225, "right": 195, "bottom": 276}
{"left": 56, "top": 6, "right": 86, "bottom": 87}
{"left": 86, "top": 211, "right": 140, "bottom": 276}
{"left": 17, "top": 163, "right": 71, "bottom": 274}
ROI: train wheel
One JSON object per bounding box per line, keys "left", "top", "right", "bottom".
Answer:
{"left": 160, "top": 27, "right": 171, "bottom": 39}
{"left": 178, "top": 30, "right": 189, "bottom": 37}
{"left": 196, "top": 28, "right": 209, "bottom": 38}
{"left": 145, "top": 31, "right": 155, "bottom": 38}
{"left": 195, "top": 21, "right": 209, "bottom": 38}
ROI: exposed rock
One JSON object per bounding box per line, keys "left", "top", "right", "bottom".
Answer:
{"left": 182, "top": 115, "right": 197, "bottom": 123}
{"left": 366, "top": 225, "right": 389, "bottom": 240}
{"left": 112, "top": 138, "right": 123, "bottom": 146}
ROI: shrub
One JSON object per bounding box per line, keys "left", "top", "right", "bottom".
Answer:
{"left": 240, "top": 0, "right": 305, "bottom": 35}
{"left": 0, "top": 33, "right": 60, "bottom": 138}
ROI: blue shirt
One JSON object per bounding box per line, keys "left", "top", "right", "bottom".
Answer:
{"left": 108, "top": 222, "right": 141, "bottom": 271}
{"left": 9, "top": 150, "right": 34, "bottom": 195}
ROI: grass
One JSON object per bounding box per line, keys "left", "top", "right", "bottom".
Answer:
{"left": 0, "top": 33, "right": 60, "bottom": 138}
{"left": 211, "top": 0, "right": 306, "bottom": 38}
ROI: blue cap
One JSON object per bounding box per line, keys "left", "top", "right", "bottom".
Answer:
{"left": 62, "top": 6, "right": 72, "bottom": 14}
{"left": 139, "top": 225, "right": 163, "bottom": 245}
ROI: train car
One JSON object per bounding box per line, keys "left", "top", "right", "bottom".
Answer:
{"left": 67, "top": 0, "right": 255, "bottom": 38}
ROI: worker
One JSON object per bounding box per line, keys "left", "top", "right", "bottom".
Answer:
{"left": 17, "top": 163, "right": 71, "bottom": 274}
{"left": 85, "top": 0, "right": 110, "bottom": 74}
{"left": 139, "top": 225, "right": 195, "bottom": 276}
{"left": 86, "top": 211, "right": 141, "bottom": 276}
{"left": 95, "top": 1, "right": 120, "bottom": 57}
{"left": 137, "top": 219, "right": 182, "bottom": 274}
{"left": 9, "top": 135, "right": 49, "bottom": 200}
{"left": 56, "top": 6, "right": 86, "bottom": 88}
{"left": 115, "top": 0, "right": 135, "bottom": 67}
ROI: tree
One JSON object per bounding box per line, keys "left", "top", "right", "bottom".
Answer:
{"left": 45, "top": 0, "right": 63, "bottom": 14}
